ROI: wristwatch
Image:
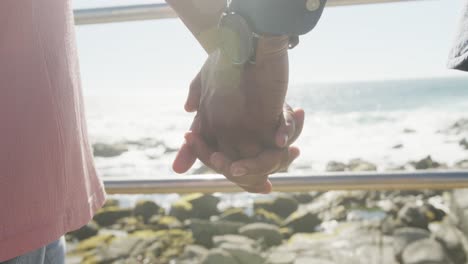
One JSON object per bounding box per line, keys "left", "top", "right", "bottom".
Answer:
{"left": 218, "top": 0, "right": 327, "bottom": 65}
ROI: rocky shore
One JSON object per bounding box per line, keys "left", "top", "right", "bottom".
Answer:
{"left": 66, "top": 187, "right": 468, "bottom": 264}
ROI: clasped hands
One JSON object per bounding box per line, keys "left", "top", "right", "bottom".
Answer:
{"left": 172, "top": 36, "right": 304, "bottom": 193}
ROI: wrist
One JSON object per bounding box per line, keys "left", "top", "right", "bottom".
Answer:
{"left": 255, "top": 35, "right": 290, "bottom": 63}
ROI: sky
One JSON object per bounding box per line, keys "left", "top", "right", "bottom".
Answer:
{"left": 74, "top": 0, "right": 467, "bottom": 91}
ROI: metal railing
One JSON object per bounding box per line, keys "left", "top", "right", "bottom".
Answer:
{"left": 74, "top": 0, "right": 466, "bottom": 194}
{"left": 103, "top": 170, "right": 468, "bottom": 194}
{"left": 74, "top": 0, "right": 425, "bottom": 25}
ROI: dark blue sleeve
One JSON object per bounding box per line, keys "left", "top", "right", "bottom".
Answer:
{"left": 448, "top": 1, "right": 468, "bottom": 71}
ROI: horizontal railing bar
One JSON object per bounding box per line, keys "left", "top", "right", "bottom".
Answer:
{"left": 103, "top": 170, "right": 468, "bottom": 194}
{"left": 74, "top": 0, "right": 425, "bottom": 26}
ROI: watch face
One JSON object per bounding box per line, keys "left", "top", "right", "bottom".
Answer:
{"left": 219, "top": 13, "right": 254, "bottom": 65}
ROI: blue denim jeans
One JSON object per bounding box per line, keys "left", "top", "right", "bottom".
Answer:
{"left": 1, "top": 237, "right": 65, "bottom": 264}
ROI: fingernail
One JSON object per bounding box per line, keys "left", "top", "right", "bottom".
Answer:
{"left": 210, "top": 154, "right": 223, "bottom": 171}
{"left": 232, "top": 166, "right": 247, "bottom": 177}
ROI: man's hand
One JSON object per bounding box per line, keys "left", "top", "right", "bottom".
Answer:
{"left": 173, "top": 36, "right": 305, "bottom": 193}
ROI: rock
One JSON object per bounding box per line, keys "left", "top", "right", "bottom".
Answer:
{"left": 401, "top": 238, "right": 452, "bottom": 264}
{"left": 92, "top": 143, "right": 128, "bottom": 157}
{"left": 253, "top": 209, "right": 284, "bottom": 226}
{"left": 321, "top": 205, "right": 347, "bottom": 221}
{"left": 410, "top": 156, "right": 446, "bottom": 170}
{"left": 112, "top": 217, "right": 146, "bottom": 233}
{"left": 433, "top": 223, "right": 466, "bottom": 264}
{"left": 67, "top": 221, "right": 99, "bottom": 241}
{"left": 170, "top": 200, "right": 193, "bottom": 221}
{"left": 213, "top": 235, "right": 257, "bottom": 248}
{"left": 82, "top": 236, "right": 143, "bottom": 263}
{"left": 455, "top": 159, "right": 468, "bottom": 169}
{"left": 239, "top": 223, "right": 283, "bottom": 247}
{"left": 93, "top": 207, "right": 132, "bottom": 226}
{"left": 200, "top": 249, "right": 239, "bottom": 264}
{"left": 397, "top": 204, "right": 430, "bottom": 229}
{"left": 130, "top": 229, "right": 193, "bottom": 263}
{"left": 133, "top": 200, "right": 162, "bottom": 223}
{"left": 270, "top": 195, "right": 299, "bottom": 218}
{"left": 403, "top": 128, "right": 416, "bottom": 134}
{"left": 219, "top": 242, "right": 265, "bottom": 264}
{"left": 74, "top": 234, "right": 115, "bottom": 253}
{"left": 295, "top": 257, "right": 334, "bottom": 264}
{"left": 188, "top": 219, "right": 243, "bottom": 248}
{"left": 326, "top": 161, "right": 347, "bottom": 172}
{"left": 179, "top": 245, "right": 209, "bottom": 261}
{"left": 393, "top": 227, "right": 431, "bottom": 261}
{"left": 284, "top": 211, "right": 321, "bottom": 233}
{"left": 459, "top": 138, "right": 468, "bottom": 149}
{"left": 420, "top": 203, "right": 445, "bottom": 222}
{"left": 265, "top": 251, "right": 296, "bottom": 264}
{"left": 102, "top": 199, "right": 120, "bottom": 208}
{"left": 293, "top": 192, "right": 320, "bottom": 204}
{"left": 148, "top": 215, "right": 183, "bottom": 230}
{"left": 348, "top": 159, "right": 377, "bottom": 171}
{"left": 254, "top": 199, "right": 274, "bottom": 213}
{"left": 447, "top": 119, "right": 468, "bottom": 134}
{"left": 393, "top": 144, "right": 404, "bottom": 149}
{"left": 219, "top": 208, "right": 251, "bottom": 223}
{"left": 178, "top": 193, "right": 220, "bottom": 219}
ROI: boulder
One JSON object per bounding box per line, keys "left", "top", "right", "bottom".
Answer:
{"left": 270, "top": 195, "right": 299, "bottom": 218}
{"left": 397, "top": 204, "right": 429, "bottom": 229}
{"left": 253, "top": 209, "right": 284, "bottom": 226}
{"left": 178, "top": 193, "right": 220, "bottom": 219}
{"left": 410, "top": 156, "right": 446, "bottom": 170}
{"left": 401, "top": 238, "right": 452, "bottom": 264}
{"left": 67, "top": 221, "right": 99, "bottom": 241}
{"left": 393, "top": 144, "right": 404, "bottom": 149}
{"left": 284, "top": 211, "right": 321, "bottom": 233}
{"left": 326, "top": 161, "right": 347, "bottom": 172}
{"left": 170, "top": 200, "right": 193, "bottom": 221}
{"left": 265, "top": 252, "right": 296, "bottom": 264}
{"left": 148, "top": 215, "right": 183, "bottom": 230}
{"left": 93, "top": 143, "right": 128, "bottom": 157}
{"left": 133, "top": 200, "right": 162, "bottom": 223}
{"left": 102, "top": 198, "right": 120, "bottom": 208}
{"left": 393, "top": 227, "right": 431, "bottom": 261}
{"left": 292, "top": 192, "right": 320, "bottom": 204}
{"left": 219, "top": 208, "right": 251, "bottom": 223}
{"left": 455, "top": 159, "right": 468, "bottom": 169}
{"left": 348, "top": 159, "right": 377, "bottom": 171}
{"left": 213, "top": 235, "right": 257, "bottom": 248}
{"left": 459, "top": 138, "right": 468, "bottom": 149}
{"left": 433, "top": 223, "right": 466, "bottom": 264}
{"left": 93, "top": 207, "right": 132, "bottom": 226}
{"left": 239, "top": 223, "right": 283, "bottom": 247}
{"left": 219, "top": 242, "right": 264, "bottom": 264}
{"left": 200, "top": 249, "right": 239, "bottom": 264}
{"left": 188, "top": 219, "right": 243, "bottom": 248}
{"left": 74, "top": 234, "right": 115, "bottom": 253}
{"left": 295, "top": 257, "right": 334, "bottom": 264}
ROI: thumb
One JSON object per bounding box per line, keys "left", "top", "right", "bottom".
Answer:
{"left": 185, "top": 71, "right": 202, "bottom": 112}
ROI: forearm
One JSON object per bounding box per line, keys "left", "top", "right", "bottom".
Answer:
{"left": 166, "top": 0, "right": 225, "bottom": 53}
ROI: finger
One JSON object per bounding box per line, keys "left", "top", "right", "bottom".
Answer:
{"left": 279, "top": 146, "right": 301, "bottom": 172}
{"left": 172, "top": 115, "right": 202, "bottom": 173}
{"left": 275, "top": 104, "right": 295, "bottom": 148}
{"left": 289, "top": 108, "right": 305, "bottom": 145}
{"left": 172, "top": 138, "right": 197, "bottom": 174}
{"left": 239, "top": 179, "right": 273, "bottom": 194}
{"left": 230, "top": 148, "right": 285, "bottom": 177}
{"left": 189, "top": 131, "right": 217, "bottom": 167}
{"left": 184, "top": 71, "right": 202, "bottom": 112}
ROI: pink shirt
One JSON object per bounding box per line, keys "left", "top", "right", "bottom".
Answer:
{"left": 0, "top": 0, "right": 106, "bottom": 261}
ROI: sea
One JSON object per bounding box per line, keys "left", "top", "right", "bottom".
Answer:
{"left": 83, "top": 77, "right": 468, "bottom": 178}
